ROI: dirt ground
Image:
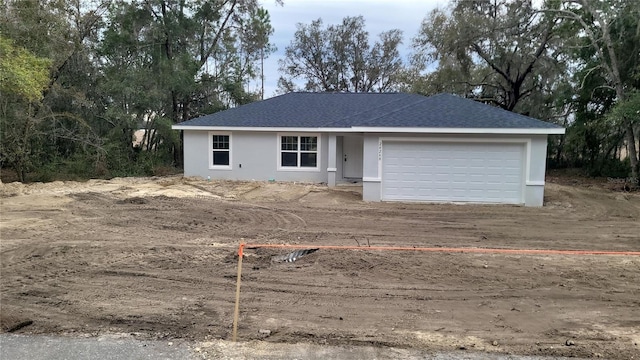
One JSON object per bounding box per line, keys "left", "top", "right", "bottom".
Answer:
{"left": 1, "top": 175, "right": 639, "bottom": 359}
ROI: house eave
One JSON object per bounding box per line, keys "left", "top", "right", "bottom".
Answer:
{"left": 350, "top": 127, "right": 566, "bottom": 135}
{"left": 172, "top": 125, "right": 565, "bottom": 135}
{"left": 172, "top": 125, "right": 349, "bottom": 132}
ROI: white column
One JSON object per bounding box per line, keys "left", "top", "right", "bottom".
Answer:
{"left": 362, "top": 134, "right": 382, "bottom": 201}
{"left": 327, "top": 134, "right": 337, "bottom": 187}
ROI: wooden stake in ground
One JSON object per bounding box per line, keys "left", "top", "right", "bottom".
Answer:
{"left": 232, "top": 243, "right": 245, "bottom": 342}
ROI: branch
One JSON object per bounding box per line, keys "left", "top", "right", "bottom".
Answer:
{"left": 579, "top": 64, "right": 603, "bottom": 90}
{"left": 471, "top": 43, "right": 512, "bottom": 83}
{"left": 591, "top": 85, "right": 616, "bottom": 97}
{"left": 542, "top": 4, "right": 615, "bottom": 85}
{"left": 517, "top": 18, "right": 555, "bottom": 83}
{"left": 44, "top": 1, "right": 112, "bottom": 99}
{"left": 519, "top": 86, "right": 535, "bottom": 99}
{"left": 579, "top": 0, "right": 624, "bottom": 99}
{"left": 200, "top": 0, "right": 237, "bottom": 67}
{"left": 457, "top": 81, "right": 503, "bottom": 91}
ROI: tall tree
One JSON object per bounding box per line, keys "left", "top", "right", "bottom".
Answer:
{"left": 411, "top": 0, "right": 562, "bottom": 115}
{"left": 552, "top": 0, "right": 640, "bottom": 183}
{"left": 241, "top": 7, "right": 276, "bottom": 99}
{"left": 278, "top": 16, "right": 404, "bottom": 93}
{"left": 0, "top": 0, "right": 110, "bottom": 181}
{"left": 99, "top": 0, "right": 274, "bottom": 165}
{"left": 0, "top": 36, "right": 52, "bottom": 181}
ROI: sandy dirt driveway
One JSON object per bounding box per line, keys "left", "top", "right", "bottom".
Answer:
{"left": 1, "top": 176, "right": 639, "bottom": 359}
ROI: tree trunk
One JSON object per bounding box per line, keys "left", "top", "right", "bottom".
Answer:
{"left": 555, "top": 134, "right": 566, "bottom": 165}
{"left": 261, "top": 47, "right": 264, "bottom": 100}
{"left": 624, "top": 120, "right": 639, "bottom": 184}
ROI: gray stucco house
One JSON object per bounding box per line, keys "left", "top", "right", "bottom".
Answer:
{"left": 172, "top": 92, "right": 564, "bottom": 206}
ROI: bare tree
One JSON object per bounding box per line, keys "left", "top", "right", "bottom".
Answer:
{"left": 278, "top": 16, "right": 404, "bottom": 93}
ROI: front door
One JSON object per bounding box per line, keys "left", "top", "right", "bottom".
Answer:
{"left": 342, "top": 136, "right": 363, "bottom": 178}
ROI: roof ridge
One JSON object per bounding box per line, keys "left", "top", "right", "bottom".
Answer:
{"left": 321, "top": 93, "right": 419, "bottom": 127}
{"left": 295, "top": 91, "right": 404, "bottom": 95}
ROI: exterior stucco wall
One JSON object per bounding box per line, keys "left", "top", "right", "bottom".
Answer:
{"left": 361, "top": 133, "right": 550, "bottom": 207}
{"left": 525, "top": 135, "right": 549, "bottom": 207}
{"left": 183, "top": 130, "right": 329, "bottom": 183}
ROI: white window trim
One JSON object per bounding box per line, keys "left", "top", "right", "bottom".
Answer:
{"left": 208, "top": 131, "right": 232, "bottom": 170}
{"left": 277, "top": 133, "right": 321, "bottom": 172}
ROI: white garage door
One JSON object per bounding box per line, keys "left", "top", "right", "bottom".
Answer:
{"left": 382, "top": 142, "right": 525, "bottom": 204}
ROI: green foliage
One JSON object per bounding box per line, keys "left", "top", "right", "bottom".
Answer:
{"left": 0, "top": 35, "right": 52, "bottom": 181}
{"left": 593, "top": 158, "right": 630, "bottom": 179}
{"left": 608, "top": 91, "right": 640, "bottom": 124}
{"left": 0, "top": 0, "right": 274, "bottom": 182}
{"left": 0, "top": 36, "right": 51, "bottom": 101}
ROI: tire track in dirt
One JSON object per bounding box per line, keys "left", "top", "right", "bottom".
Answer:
{"left": 109, "top": 195, "right": 308, "bottom": 240}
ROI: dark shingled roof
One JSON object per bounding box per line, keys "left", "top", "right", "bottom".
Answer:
{"left": 178, "top": 92, "right": 562, "bottom": 129}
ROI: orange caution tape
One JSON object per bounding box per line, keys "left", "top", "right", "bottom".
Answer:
{"left": 242, "top": 243, "right": 640, "bottom": 256}
{"left": 238, "top": 243, "right": 244, "bottom": 257}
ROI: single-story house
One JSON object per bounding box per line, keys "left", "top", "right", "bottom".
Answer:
{"left": 172, "top": 92, "right": 565, "bottom": 206}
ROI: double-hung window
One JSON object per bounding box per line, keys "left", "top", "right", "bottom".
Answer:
{"left": 279, "top": 135, "right": 319, "bottom": 170}
{"left": 210, "top": 132, "right": 231, "bottom": 169}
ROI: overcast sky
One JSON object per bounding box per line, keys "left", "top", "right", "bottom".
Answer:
{"left": 257, "top": 0, "right": 448, "bottom": 98}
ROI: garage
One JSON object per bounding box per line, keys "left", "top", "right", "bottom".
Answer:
{"left": 381, "top": 141, "right": 525, "bottom": 204}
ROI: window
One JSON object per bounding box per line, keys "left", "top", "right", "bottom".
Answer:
{"left": 278, "top": 135, "right": 319, "bottom": 169}
{"left": 209, "top": 132, "right": 231, "bottom": 169}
